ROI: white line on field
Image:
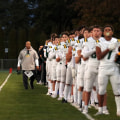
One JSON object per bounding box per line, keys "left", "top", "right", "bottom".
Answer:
{"left": 70, "top": 103, "right": 95, "bottom": 120}
{"left": 0, "top": 73, "right": 12, "bottom": 91}
{"left": 82, "top": 112, "right": 95, "bottom": 120}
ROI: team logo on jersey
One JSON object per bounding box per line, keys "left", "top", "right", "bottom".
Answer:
{"left": 49, "top": 46, "right": 52, "bottom": 48}
{"left": 118, "top": 39, "right": 120, "bottom": 42}
{"left": 26, "top": 54, "right": 30, "bottom": 57}
{"left": 55, "top": 47, "right": 58, "bottom": 50}
{"left": 77, "top": 40, "right": 80, "bottom": 43}
{"left": 26, "top": 50, "right": 30, "bottom": 57}
{"left": 64, "top": 44, "right": 67, "bottom": 48}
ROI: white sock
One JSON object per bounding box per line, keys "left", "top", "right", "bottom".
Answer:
{"left": 68, "top": 86, "right": 71, "bottom": 100}
{"left": 59, "top": 82, "right": 64, "bottom": 98}
{"left": 84, "top": 105, "right": 88, "bottom": 111}
{"left": 93, "top": 89, "right": 98, "bottom": 103}
{"left": 64, "top": 85, "right": 70, "bottom": 100}
{"left": 82, "top": 101, "right": 85, "bottom": 108}
{"left": 98, "top": 107, "right": 103, "bottom": 112}
{"left": 54, "top": 82, "right": 60, "bottom": 95}
{"left": 46, "top": 75, "right": 48, "bottom": 83}
{"left": 103, "top": 106, "right": 107, "bottom": 111}
{"left": 50, "top": 81, "right": 53, "bottom": 93}
{"left": 90, "top": 90, "right": 94, "bottom": 104}
{"left": 115, "top": 96, "right": 120, "bottom": 112}
{"left": 73, "top": 85, "right": 77, "bottom": 103}
{"left": 78, "top": 91, "right": 83, "bottom": 105}
{"left": 47, "top": 81, "right": 50, "bottom": 93}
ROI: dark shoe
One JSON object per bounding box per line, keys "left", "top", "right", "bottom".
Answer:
{"left": 62, "top": 98, "right": 67, "bottom": 103}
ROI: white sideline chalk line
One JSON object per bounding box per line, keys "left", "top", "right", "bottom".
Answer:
{"left": 70, "top": 103, "right": 95, "bottom": 120}
{"left": 0, "top": 73, "right": 12, "bottom": 91}
{"left": 82, "top": 113, "right": 95, "bottom": 120}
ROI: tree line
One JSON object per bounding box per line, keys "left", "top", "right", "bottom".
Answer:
{"left": 0, "top": 0, "right": 120, "bottom": 58}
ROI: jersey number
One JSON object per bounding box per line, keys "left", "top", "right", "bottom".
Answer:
{"left": 107, "top": 51, "right": 112, "bottom": 59}
{"left": 91, "top": 52, "right": 96, "bottom": 58}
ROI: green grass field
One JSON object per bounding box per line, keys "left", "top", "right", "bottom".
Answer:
{"left": 0, "top": 72, "right": 9, "bottom": 86}
{"left": 0, "top": 72, "right": 120, "bottom": 120}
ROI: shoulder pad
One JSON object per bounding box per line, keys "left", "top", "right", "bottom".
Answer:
{"left": 72, "top": 38, "right": 75, "bottom": 41}
{"left": 68, "top": 39, "right": 71, "bottom": 43}
{"left": 54, "top": 47, "right": 58, "bottom": 50}
{"left": 77, "top": 40, "right": 80, "bottom": 43}
{"left": 84, "top": 38, "right": 88, "bottom": 42}
{"left": 49, "top": 46, "right": 52, "bottom": 48}
{"left": 64, "top": 44, "right": 67, "bottom": 48}
{"left": 118, "top": 39, "right": 120, "bottom": 42}
{"left": 73, "top": 48, "right": 76, "bottom": 51}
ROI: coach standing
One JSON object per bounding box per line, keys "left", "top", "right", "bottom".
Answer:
{"left": 17, "top": 41, "right": 39, "bottom": 89}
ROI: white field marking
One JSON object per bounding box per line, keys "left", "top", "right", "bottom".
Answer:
{"left": 70, "top": 102, "right": 95, "bottom": 120}
{"left": 82, "top": 112, "right": 95, "bottom": 120}
{"left": 0, "top": 73, "right": 12, "bottom": 91}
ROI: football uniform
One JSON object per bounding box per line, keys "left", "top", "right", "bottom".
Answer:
{"left": 83, "top": 37, "right": 105, "bottom": 92}
{"left": 97, "top": 38, "right": 120, "bottom": 95}
{"left": 97, "top": 37, "right": 120, "bottom": 116}
{"left": 58, "top": 42, "right": 68, "bottom": 99}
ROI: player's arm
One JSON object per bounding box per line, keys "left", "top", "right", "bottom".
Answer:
{"left": 75, "top": 50, "right": 81, "bottom": 63}
{"left": 81, "top": 45, "right": 89, "bottom": 61}
{"left": 66, "top": 53, "right": 72, "bottom": 62}
{"left": 66, "top": 46, "right": 72, "bottom": 62}
{"left": 82, "top": 46, "right": 95, "bottom": 58}
{"left": 56, "top": 53, "right": 61, "bottom": 62}
{"left": 81, "top": 55, "right": 89, "bottom": 61}
{"left": 96, "top": 46, "right": 109, "bottom": 60}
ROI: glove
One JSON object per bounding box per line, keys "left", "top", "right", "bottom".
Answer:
{"left": 108, "top": 43, "right": 117, "bottom": 51}
{"left": 72, "top": 68, "right": 75, "bottom": 78}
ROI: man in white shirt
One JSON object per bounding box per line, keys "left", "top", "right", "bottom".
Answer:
{"left": 17, "top": 41, "right": 39, "bottom": 89}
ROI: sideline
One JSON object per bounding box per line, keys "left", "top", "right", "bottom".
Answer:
{"left": 0, "top": 73, "right": 12, "bottom": 91}
{"left": 82, "top": 112, "right": 95, "bottom": 120}
{"left": 70, "top": 103, "right": 95, "bottom": 120}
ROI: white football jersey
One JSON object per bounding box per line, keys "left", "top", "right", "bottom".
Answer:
{"left": 60, "top": 42, "right": 68, "bottom": 64}
{"left": 97, "top": 37, "right": 118, "bottom": 66}
{"left": 81, "top": 37, "right": 94, "bottom": 64}
{"left": 87, "top": 37, "right": 105, "bottom": 66}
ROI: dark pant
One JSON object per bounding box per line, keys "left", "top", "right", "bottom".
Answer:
{"left": 36, "top": 65, "right": 41, "bottom": 82}
{"left": 22, "top": 70, "right": 36, "bottom": 89}
{"left": 41, "top": 63, "right": 46, "bottom": 85}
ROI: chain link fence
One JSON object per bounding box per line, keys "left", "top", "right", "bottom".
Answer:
{"left": 0, "top": 59, "right": 18, "bottom": 71}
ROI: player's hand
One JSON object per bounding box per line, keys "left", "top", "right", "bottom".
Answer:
{"left": 108, "top": 43, "right": 117, "bottom": 51}
{"left": 36, "top": 66, "right": 39, "bottom": 70}
{"left": 17, "top": 67, "right": 20, "bottom": 71}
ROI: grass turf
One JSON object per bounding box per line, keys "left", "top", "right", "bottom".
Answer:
{"left": 0, "top": 72, "right": 9, "bottom": 86}
{"left": 88, "top": 81, "right": 120, "bottom": 120}
{"left": 0, "top": 73, "right": 87, "bottom": 120}
{"left": 0, "top": 72, "right": 120, "bottom": 120}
